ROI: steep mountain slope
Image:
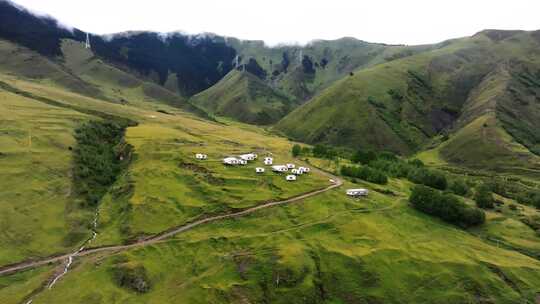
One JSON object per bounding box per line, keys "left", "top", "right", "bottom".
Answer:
{"left": 227, "top": 37, "right": 436, "bottom": 102}
{"left": 191, "top": 70, "right": 294, "bottom": 124}
{"left": 276, "top": 30, "right": 540, "bottom": 168}
{"left": 0, "top": 0, "right": 236, "bottom": 97}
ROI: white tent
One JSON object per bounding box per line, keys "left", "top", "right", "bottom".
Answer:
{"left": 195, "top": 153, "right": 208, "bottom": 160}
{"left": 298, "top": 166, "right": 310, "bottom": 173}
{"left": 223, "top": 157, "right": 240, "bottom": 165}
{"left": 286, "top": 163, "right": 296, "bottom": 169}
{"left": 272, "top": 165, "right": 288, "bottom": 172}
{"left": 286, "top": 175, "right": 297, "bottom": 181}
{"left": 291, "top": 169, "right": 302, "bottom": 175}
{"left": 263, "top": 157, "right": 273, "bottom": 165}
{"left": 239, "top": 153, "right": 257, "bottom": 161}
{"left": 255, "top": 167, "right": 265, "bottom": 173}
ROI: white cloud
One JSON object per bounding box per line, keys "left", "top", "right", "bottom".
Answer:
{"left": 9, "top": 0, "right": 540, "bottom": 46}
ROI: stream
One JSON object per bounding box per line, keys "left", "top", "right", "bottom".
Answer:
{"left": 24, "top": 210, "right": 99, "bottom": 304}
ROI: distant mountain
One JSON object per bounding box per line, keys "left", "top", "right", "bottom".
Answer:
{"left": 226, "top": 37, "right": 435, "bottom": 102}
{"left": 2, "top": 0, "right": 540, "bottom": 171}
{"left": 276, "top": 30, "right": 540, "bottom": 169}
{"left": 0, "top": 0, "right": 236, "bottom": 96}
{"left": 191, "top": 69, "right": 295, "bottom": 124}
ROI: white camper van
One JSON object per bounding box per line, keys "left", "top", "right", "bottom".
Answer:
{"left": 346, "top": 189, "right": 369, "bottom": 197}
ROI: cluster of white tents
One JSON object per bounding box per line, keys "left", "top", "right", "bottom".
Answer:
{"left": 195, "top": 152, "right": 309, "bottom": 182}
{"left": 222, "top": 153, "right": 258, "bottom": 166}
{"left": 271, "top": 163, "right": 310, "bottom": 181}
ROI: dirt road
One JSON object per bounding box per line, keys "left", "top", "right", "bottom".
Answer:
{"left": 0, "top": 170, "right": 342, "bottom": 276}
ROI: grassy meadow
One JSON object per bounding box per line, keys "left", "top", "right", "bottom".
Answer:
{"left": 0, "top": 38, "right": 539, "bottom": 304}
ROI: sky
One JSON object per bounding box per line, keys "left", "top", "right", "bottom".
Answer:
{"left": 10, "top": 0, "right": 540, "bottom": 46}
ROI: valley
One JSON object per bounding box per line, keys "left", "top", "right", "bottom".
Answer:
{"left": 0, "top": 1, "right": 539, "bottom": 303}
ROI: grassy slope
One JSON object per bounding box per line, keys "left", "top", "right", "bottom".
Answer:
{"left": 60, "top": 39, "right": 210, "bottom": 117}
{"left": 227, "top": 37, "right": 435, "bottom": 102}
{"left": 276, "top": 31, "right": 540, "bottom": 165}
{"left": 0, "top": 86, "right": 93, "bottom": 265}
{"left": 29, "top": 180, "right": 540, "bottom": 303}
{"left": 1, "top": 34, "right": 540, "bottom": 304}
{"left": 191, "top": 70, "right": 294, "bottom": 124}
{"left": 1, "top": 75, "right": 539, "bottom": 304}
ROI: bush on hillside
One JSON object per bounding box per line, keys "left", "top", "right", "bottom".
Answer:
{"left": 341, "top": 165, "right": 388, "bottom": 185}
{"left": 449, "top": 179, "right": 470, "bottom": 196}
{"left": 409, "top": 185, "right": 485, "bottom": 227}
{"left": 351, "top": 150, "right": 377, "bottom": 165}
{"left": 407, "top": 167, "right": 448, "bottom": 190}
{"left": 292, "top": 144, "right": 302, "bottom": 157}
{"left": 111, "top": 264, "right": 151, "bottom": 293}
{"left": 313, "top": 144, "right": 338, "bottom": 159}
{"left": 474, "top": 184, "right": 495, "bottom": 209}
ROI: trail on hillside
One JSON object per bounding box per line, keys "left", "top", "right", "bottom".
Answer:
{"left": 0, "top": 168, "right": 342, "bottom": 278}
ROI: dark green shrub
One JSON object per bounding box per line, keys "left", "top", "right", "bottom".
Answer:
{"left": 292, "top": 144, "right": 301, "bottom": 157}
{"left": 111, "top": 264, "right": 151, "bottom": 293}
{"left": 351, "top": 150, "right": 377, "bottom": 165}
{"left": 341, "top": 165, "right": 388, "bottom": 185}
{"left": 449, "top": 179, "right": 469, "bottom": 196}
{"left": 409, "top": 185, "right": 485, "bottom": 227}
{"left": 408, "top": 159, "right": 424, "bottom": 167}
{"left": 474, "top": 184, "right": 495, "bottom": 209}
{"left": 407, "top": 168, "right": 447, "bottom": 190}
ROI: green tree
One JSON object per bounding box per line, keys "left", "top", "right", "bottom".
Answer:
{"left": 351, "top": 150, "right": 377, "bottom": 165}
{"left": 292, "top": 144, "right": 301, "bottom": 157}
{"left": 449, "top": 179, "right": 469, "bottom": 196}
{"left": 474, "top": 184, "right": 494, "bottom": 209}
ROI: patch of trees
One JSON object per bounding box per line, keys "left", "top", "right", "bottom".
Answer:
{"left": 353, "top": 150, "right": 457, "bottom": 192}
{"left": 244, "top": 58, "right": 267, "bottom": 80}
{"left": 281, "top": 52, "right": 290, "bottom": 73}
{"left": 482, "top": 179, "right": 540, "bottom": 209}
{"left": 302, "top": 55, "right": 316, "bottom": 74}
{"left": 474, "top": 184, "right": 495, "bottom": 209}
{"left": 110, "top": 259, "right": 151, "bottom": 293}
{"left": 320, "top": 58, "right": 328, "bottom": 68}
{"left": 73, "top": 120, "right": 134, "bottom": 207}
{"left": 0, "top": 1, "right": 85, "bottom": 57}
{"left": 341, "top": 165, "right": 388, "bottom": 185}
{"left": 92, "top": 33, "right": 236, "bottom": 96}
{"left": 410, "top": 185, "right": 485, "bottom": 227}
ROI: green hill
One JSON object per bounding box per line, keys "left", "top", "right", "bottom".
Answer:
{"left": 1, "top": 73, "right": 539, "bottom": 304}
{"left": 276, "top": 30, "right": 540, "bottom": 169}
{"left": 0, "top": 4, "right": 539, "bottom": 302}
{"left": 227, "top": 37, "right": 435, "bottom": 102}
{"left": 191, "top": 69, "right": 295, "bottom": 124}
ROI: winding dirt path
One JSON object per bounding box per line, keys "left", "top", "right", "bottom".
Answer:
{"left": 0, "top": 169, "right": 342, "bottom": 277}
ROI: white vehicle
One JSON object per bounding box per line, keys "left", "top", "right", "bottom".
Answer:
{"left": 263, "top": 157, "right": 273, "bottom": 165}
{"left": 239, "top": 153, "right": 257, "bottom": 161}
{"left": 286, "top": 163, "right": 296, "bottom": 169}
{"left": 286, "top": 175, "right": 297, "bottom": 181}
{"left": 346, "top": 188, "right": 369, "bottom": 197}
{"left": 272, "top": 165, "right": 289, "bottom": 172}
{"left": 223, "top": 157, "right": 240, "bottom": 165}
{"left": 195, "top": 153, "right": 208, "bottom": 160}
{"left": 255, "top": 167, "right": 265, "bottom": 173}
